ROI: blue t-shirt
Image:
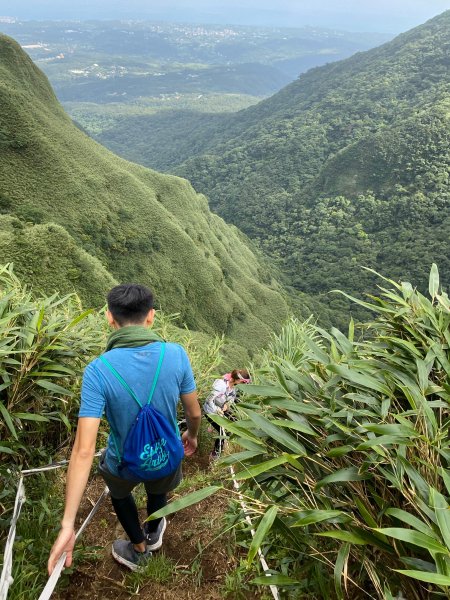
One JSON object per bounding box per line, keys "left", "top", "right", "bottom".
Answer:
{"left": 79, "top": 341, "right": 196, "bottom": 476}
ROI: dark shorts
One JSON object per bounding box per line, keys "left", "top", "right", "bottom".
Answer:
{"left": 98, "top": 452, "right": 183, "bottom": 499}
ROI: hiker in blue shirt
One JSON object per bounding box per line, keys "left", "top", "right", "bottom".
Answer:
{"left": 48, "top": 284, "right": 201, "bottom": 573}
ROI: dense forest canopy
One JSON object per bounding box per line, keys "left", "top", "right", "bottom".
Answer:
{"left": 96, "top": 10, "right": 450, "bottom": 320}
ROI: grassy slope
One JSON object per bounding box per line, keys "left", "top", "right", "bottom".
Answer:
{"left": 0, "top": 34, "right": 289, "bottom": 351}
{"left": 0, "top": 216, "right": 117, "bottom": 304}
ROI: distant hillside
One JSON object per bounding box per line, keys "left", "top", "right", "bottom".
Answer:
{"left": 55, "top": 63, "right": 292, "bottom": 103}
{"left": 97, "top": 11, "right": 450, "bottom": 314}
{"left": 0, "top": 34, "right": 294, "bottom": 352}
{"left": 96, "top": 110, "right": 229, "bottom": 173}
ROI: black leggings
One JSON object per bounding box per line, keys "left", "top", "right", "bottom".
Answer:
{"left": 205, "top": 414, "right": 226, "bottom": 454}
{"left": 111, "top": 492, "right": 167, "bottom": 544}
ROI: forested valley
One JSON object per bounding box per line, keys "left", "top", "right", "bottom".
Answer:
{"left": 96, "top": 10, "right": 450, "bottom": 325}
{"left": 1, "top": 8, "right": 450, "bottom": 600}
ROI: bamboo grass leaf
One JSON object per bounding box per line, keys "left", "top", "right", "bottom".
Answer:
{"left": 334, "top": 543, "right": 350, "bottom": 600}
{"left": 270, "top": 399, "right": 323, "bottom": 415}
{"left": 67, "top": 309, "right": 94, "bottom": 328}
{"left": 36, "top": 380, "right": 74, "bottom": 396}
{"left": 355, "top": 498, "right": 378, "bottom": 529}
{"left": 440, "top": 469, "right": 450, "bottom": 497}
{"left": 356, "top": 435, "right": 416, "bottom": 450}
{"left": 332, "top": 290, "right": 393, "bottom": 314}
{"left": 238, "top": 384, "right": 290, "bottom": 398}
{"left": 245, "top": 410, "right": 307, "bottom": 455}
{"left": 325, "top": 445, "right": 354, "bottom": 457}
{"left": 0, "top": 400, "right": 18, "bottom": 439}
{"left": 429, "top": 264, "right": 440, "bottom": 299}
{"left": 348, "top": 318, "right": 354, "bottom": 343}
{"left": 58, "top": 411, "right": 72, "bottom": 431}
{"left": 430, "top": 489, "right": 450, "bottom": 552}
{"left": 386, "top": 509, "right": 439, "bottom": 539}
{"left": 397, "top": 456, "right": 430, "bottom": 500}
{"left": 251, "top": 574, "right": 301, "bottom": 585}
{"left": 316, "top": 467, "right": 371, "bottom": 489}
{"left": 316, "top": 530, "right": 369, "bottom": 545}
{"left": 234, "top": 455, "right": 297, "bottom": 480}
{"left": 145, "top": 486, "right": 221, "bottom": 521}
{"left": 395, "top": 570, "right": 450, "bottom": 586}
{"left": 292, "top": 510, "right": 345, "bottom": 527}
{"left": 330, "top": 327, "right": 353, "bottom": 355}
{"left": 13, "top": 413, "right": 50, "bottom": 422}
{"left": 271, "top": 419, "right": 316, "bottom": 436}
{"left": 400, "top": 557, "right": 437, "bottom": 572}
{"left": 219, "top": 450, "right": 264, "bottom": 465}
{"left": 248, "top": 506, "right": 278, "bottom": 565}
{"left": 208, "top": 414, "right": 265, "bottom": 445}
{"left": 304, "top": 336, "right": 331, "bottom": 364}
{"left": 273, "top": 364, "right": 293, "bottom": 395}
{"left": 327, "top": 363, "right": 391, "bottom": 395}
{"left": 376, "top": 528, "right": 448, "bottom": 555}
{"left": 232, "top": 437, "right": 267, "bottom": 452}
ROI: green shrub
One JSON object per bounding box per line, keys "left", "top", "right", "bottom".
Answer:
{"left": 0, "top": 263, "right": 104, "bottom": 467}
{"left": 0, "top": 263, "right": 105, "bottom": 599}
{"left": 220, "top": 264, "right": 450, "bottom": 599}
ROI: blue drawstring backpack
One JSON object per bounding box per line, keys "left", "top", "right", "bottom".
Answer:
{"left": 99, "top": 343, "right": 184, "bottom": 481}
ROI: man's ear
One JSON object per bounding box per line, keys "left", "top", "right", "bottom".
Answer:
{"left": 145, "top": 308, "right": 156, "bottom": 326}
{"left": 106, "top": 309, "right": 115, "bottom": 327}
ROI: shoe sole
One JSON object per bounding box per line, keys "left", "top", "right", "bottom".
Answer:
{"left": 146, "top": 517, "right": 167, "bottom": 551}
{"left": 112, "top": 546, "right": 151, "bottom": 571}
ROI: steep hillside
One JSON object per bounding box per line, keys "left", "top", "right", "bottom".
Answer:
{"left": 172, "top": 10, "right": 450, "bottom": 304}
{"left": 0, "top": 34, "right": 291, "bottom": 350}
{"left": 0, "top": 216, "right": 117, "bottom": 305}
{"left": 95, "top": 11, "right": 450, "bottom": 312}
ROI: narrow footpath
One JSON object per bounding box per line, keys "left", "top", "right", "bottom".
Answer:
{"left": 54, "top": 454, "right": 265, "bottom": 600}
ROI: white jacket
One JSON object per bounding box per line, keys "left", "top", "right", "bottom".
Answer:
{"left": 203, "top": 378, "right": 237, "bottom": 415}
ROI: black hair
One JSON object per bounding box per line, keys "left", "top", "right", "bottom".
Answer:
{"left": 107, "top": 284, "right": 154, "bottom": 326}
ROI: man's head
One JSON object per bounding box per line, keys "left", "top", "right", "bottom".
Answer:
{"left": 106, "top": 284, "right": 155, "bottom": 328}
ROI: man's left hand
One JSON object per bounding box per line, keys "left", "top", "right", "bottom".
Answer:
{"left": 48, "top": 525, "right": 76, "bottom": 575}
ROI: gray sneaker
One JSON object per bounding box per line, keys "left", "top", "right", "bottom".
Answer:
{"left": 144, "top": 517, "right": 167, "bottom": 551}
{"left": 112, "top": 539, "right": 152, "bottom": 571}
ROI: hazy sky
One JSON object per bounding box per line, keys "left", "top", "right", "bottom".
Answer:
{"left": 2, "top": 0, "right": 450, "bottom": 33}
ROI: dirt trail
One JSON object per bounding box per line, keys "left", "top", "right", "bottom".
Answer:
{"left": 54, "top": 455, "right": 262, "bottom": 600}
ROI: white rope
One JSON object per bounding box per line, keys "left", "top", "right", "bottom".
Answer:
{"left": 0, "top": 477, "right": 26, "bottom": 600}
{"left": 38, "top": 486, "right": 109, "bottom": 600}
{"left": 0, "top": 450, "right": 105, "bottom": 600}
{"left": 21, "top": 450, "right": 103, "bottom": 475}
{"left": 219, "top": 427, "right": 279, "bottom": 600}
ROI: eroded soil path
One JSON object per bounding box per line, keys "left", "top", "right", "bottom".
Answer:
{"left": 54, "top": 455, "right": 262, "bottom": 600}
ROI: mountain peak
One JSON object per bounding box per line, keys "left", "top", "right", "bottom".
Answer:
{"left": 0, "top": 34, "right": 57, "bottom": 103}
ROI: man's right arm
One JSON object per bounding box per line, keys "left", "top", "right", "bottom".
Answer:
{"left": 181, "top": 391, "right": 201, "bottom": 456}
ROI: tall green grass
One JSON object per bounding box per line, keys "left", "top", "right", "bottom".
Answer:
{"left": 220, "top": 264, "right": 450, "bottom": 599}
{"left": 0, "top": 263, "right": 224, "bottom": 599}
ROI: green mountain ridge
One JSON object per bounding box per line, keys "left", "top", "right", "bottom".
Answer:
{"left": 96, "top": 10, "right": 450, "bottom": 316}
{"left": 0, "top": 34, "right": 291, "bottom": 352}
